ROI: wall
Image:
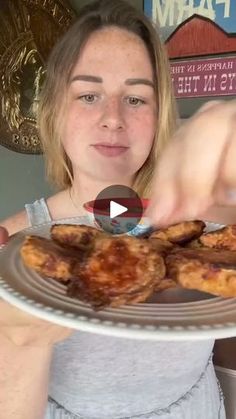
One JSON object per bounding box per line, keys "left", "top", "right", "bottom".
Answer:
{"left": 177, "top": 96, "right": 232, "bottom": 119}
{"left": 0, "top": 146, "right": 53, "bottom": 219}
{"left": 69, "top": 0, "right": 143, "bottom": 12}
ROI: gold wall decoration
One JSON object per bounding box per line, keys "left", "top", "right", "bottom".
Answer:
{"left": 0, "top": 0, "right": 75, "bottom": 154}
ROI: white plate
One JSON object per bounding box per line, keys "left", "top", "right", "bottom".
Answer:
{"left": 0, "top": 217, "right": 236, "bottom": 341}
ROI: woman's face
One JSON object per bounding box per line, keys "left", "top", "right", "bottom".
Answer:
{"left": 63, "top": 26, "right": 157, "bottom": 183}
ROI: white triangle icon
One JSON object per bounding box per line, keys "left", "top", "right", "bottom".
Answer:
{"left": 110, "top": 201, "right": 128, "bottom": 218}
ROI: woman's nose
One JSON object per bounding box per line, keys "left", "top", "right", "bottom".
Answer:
{"left": 99, "top": 98, "right": 125, "bottom": 131}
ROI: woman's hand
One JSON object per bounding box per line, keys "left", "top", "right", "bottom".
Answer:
{"left": 0, "top": 226, "right": 73, "bottom": 346}
{"left": 147, "top": 100, "right": 236, "bottom": 226}
{"left": 0, "top": 299, "right": 73, "bottom": 346}
{"left": 0, "top": 226, "right": 8, "bottom": 245}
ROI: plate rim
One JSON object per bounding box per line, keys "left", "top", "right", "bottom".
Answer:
{"left": 0, "top": 217, "right": 236, "bottom": 341}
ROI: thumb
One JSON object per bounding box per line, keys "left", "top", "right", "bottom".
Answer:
{"left": 0, "top": 227, "right": 9, "bottom": 245}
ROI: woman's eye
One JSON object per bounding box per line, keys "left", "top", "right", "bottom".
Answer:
{"left": 78, "top": 94, "right": 97, "bottom": 103}
{"left": 126, "top": 97, "right": 145, "bottom": 106}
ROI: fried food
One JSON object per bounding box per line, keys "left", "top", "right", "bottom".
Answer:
{"left": 154, "top": 277, "right": 177, "bottom": 292}
{"left": 147, "top": 240, "right": 179, "bottom": 291}
{"left": 185, "top": 239, "right": 203, "bottom": 249}
{"left": 199, "top": 225, "right": 236, "bottom": 251}
{"left": 166, "top": 248, "right": 236, "bottom": 297}
{"left": 51, "top": 224, "right": 104, "bottom": 251}
{"left": 20, "top": 219, "right": 236, "bottom": 309}
{"left": 148, "top": 238, "right": 175, "bottom": 255}
{"left": 67, "top": 235, "right": 166, "bottom": 309}
{"left": 20, "top": 235, "right": 83, "bottom": 282}
{"left": 149, "top": 220, "right": 205, "bottom": 245}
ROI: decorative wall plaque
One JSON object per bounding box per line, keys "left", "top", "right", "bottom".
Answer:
{"left": 171, "top": 55, "right": 236, "bottom": 98}
{"left": 144, "top": 1, "right": 236, "bottom": 58}
{"left": 0, "top": 0, "right": 75, "bottom": 154}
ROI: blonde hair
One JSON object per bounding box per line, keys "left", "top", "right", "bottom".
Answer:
{"left": 38, "top": 0, "right": 178, "bottom": 197}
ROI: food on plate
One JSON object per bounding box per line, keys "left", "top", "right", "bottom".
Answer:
{"left": 149, "top": 220, "right": 205, "bottom": 244}
{"left": 20, "top": 221, "right": 236, "bottom": 310}
{"left": 67, "top": 235, "right": 166, "bottom": 309}
{"left": 185, "top": 239, "right": 203, "bottom": 249}
{"left": 154, "top": 277, "right": 177, "bottom": 292}
{"left": 51, "top": 224, "right": 105, "bottom": 251}
{"left": 20, "top": 235, "right": 84, "bottom": 282}
{"left": 21, "top": 226, "right": 167, "bottom": 309}
{"left": 199, "top": 225, "right": 236, "bottom": 251}
{"left": 166, "top": 247, "right": 236, "bottom": 297}
{"left": 148, "top": 238, "right": 176, "bottom": 254}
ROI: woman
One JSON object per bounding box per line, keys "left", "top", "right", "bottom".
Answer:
{"left": 0, "top": 0, "right": 233, "bottom": 417}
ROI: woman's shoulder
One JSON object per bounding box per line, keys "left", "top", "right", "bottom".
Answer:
{"left": 0, "top": 192, "right": 60, "bottom": 235}
{"left": 0, "top": 188, "right": 79, "bottom": 236}
{"left": 0, "top": 210, "right": 29, "bottom": 236}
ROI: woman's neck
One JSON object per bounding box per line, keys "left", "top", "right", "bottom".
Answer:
{"left": 70, "top": 173, "right": 134, "bottom": 212}
{"left": 47, "top": 173, "right": 135, "bottom": 221}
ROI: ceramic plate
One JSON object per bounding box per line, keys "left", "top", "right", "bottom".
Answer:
{"left": 0, "top": 217, "right": 236, "bottom": 341}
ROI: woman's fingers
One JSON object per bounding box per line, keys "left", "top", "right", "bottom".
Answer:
{"left": 0, "top": 227, "right": 8, "bottom": 245}
{"left": 147, "top": 100, "right": 236, "bottom": 226}
{"left": 214, "top": 119, "right": 236, "bottom": 206}
{"left": 177, "top": 110, "right": 228, "bottom": 214}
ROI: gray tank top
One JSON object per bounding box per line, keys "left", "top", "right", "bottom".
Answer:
{"left": 25, "top": 199, "right": 220, "bottom": 419}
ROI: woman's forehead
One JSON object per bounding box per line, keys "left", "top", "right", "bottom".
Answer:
{"left": 71, "top": 27, "right": 154, "bottom": 79}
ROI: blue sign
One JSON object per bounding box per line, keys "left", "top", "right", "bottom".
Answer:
{"left": 144, "top": 0, "right": 236, "bottom": 41}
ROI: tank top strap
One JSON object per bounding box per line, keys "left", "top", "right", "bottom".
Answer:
{"left": 25, "top": 198, "right": 52, "bottom": 226}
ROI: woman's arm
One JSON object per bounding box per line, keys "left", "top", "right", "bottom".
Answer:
{"left": 147, "top": 100, "right": 236, "bottom": 226}
{"left": 0, "top": 221, "right": 72, "bottom": 418}
{"left": 0, "top": 336, "right": 52, "bottom": 419}
{"left": 0, "top": 210, "right": 29, "bottom": 236}
{"left": 0, "top": 224, "right": 51, "bottom": 418}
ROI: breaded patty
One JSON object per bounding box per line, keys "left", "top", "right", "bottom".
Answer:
{"left": 149, "top": 220, "right": 206, "bottom": 245}
{"left": 148, "top": 238, "right": 175, "bottom": 255}
{"left": 166, "top": 248, "right": 236, "bottom": 297}
{"left": 199, "top": 225, "right": 236, "bottom": 251}
{"left": 67, "top": 235, "right": 166, "bottom": 309}
{"left": 20, "top": 235, "right": 83, "bottom": 282}
{"left": 51, "top": 224, "right": 104, "bottom": 251}
{"left": 185, "top": 239, "right": 203, "bottom": 249}
{"left": 154, "top": 277, "right": 177, "bottom": 292}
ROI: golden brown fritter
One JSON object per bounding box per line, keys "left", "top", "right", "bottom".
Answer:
{"left": 67, "top": 235, "right": 166, "bottom": 309}
{"left": 51, "top": 224, "right": 105, "bottom": 251}
{"left": 21, "top": 220, "right": 236, "bottom": 308}
{"left": 149, "top": 220, "right": 206, "bottom": 245}
{"left": 147, "top": 240, "right": 178, "bottom": 291}
{"left": 20, "top": 235, "right": 83, "bottom": 282}
{"left": 199, "top": 225, "right": 236, "bottom": 251}
{"left": 166, "top": 248, "right": 236, "bottom": 297}
{"left": 148, "top": 238, "right": 175, "bottom": 255}
{"left": 154, "top": 277, "right": 177, "bottom": 292}
{"left": 185, "top": 239, "right": 203, "bottom": 249}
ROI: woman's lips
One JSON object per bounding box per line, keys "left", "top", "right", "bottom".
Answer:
{"left": 92, "top": 145, "right": 129, "bottom": 157}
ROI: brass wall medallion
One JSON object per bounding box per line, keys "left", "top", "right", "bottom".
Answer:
{"left": 0, "top": 0, "right": 75, "bottom": 154}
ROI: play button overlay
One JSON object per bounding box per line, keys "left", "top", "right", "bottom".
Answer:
{"left": 93, "top": 185, "right": 143, "bottom": 234}
{"left": 110, "top": 201, "right": 127, "bottom": 218}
